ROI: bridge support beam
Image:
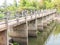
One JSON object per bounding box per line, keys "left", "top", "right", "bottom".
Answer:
{"left": 0, "top": 31, "right": 7, "bottom": 45}
{"left": 37, "top": 18, "right": 44, "bottom": 32}
{"left": 28, "top": 20, "right": 37, "bottom": 37}
{"left": 8, "top": 24, "right": 28, "bottom": 45}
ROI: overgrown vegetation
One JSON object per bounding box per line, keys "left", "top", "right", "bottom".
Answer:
{"left": 0, "top": 0, "right": 60, "bottom": 18}
{"left": 13, "top": 42, "right": 19, "bottom": 45}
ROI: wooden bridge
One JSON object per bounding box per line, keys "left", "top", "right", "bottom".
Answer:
{"left": 0, "top": 9, "right": 57, "bottom": 45}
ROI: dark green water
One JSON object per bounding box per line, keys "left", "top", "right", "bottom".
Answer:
{"left": 44, "top": 23, "right": 60, "bottom": 45}
{"left": 28, "top": 22, "right": 55, "bottom": 45}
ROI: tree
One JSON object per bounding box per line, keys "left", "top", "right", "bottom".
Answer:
{"left": 44, "top": 0, "right": 55, "bottom": 9}
{"left": 20, "top": 0, "right": 27, "bottom": 7}
{"left": 17, "top": 0, "right": 42, "bottom": 10}
{"left": 14, "top": 0, "right": 18, "bottom": 7}
{"left": 52, "top": 0, "right": 60, "bottom": 12}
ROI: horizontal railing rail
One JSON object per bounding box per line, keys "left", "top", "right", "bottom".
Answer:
{"left": 0, "top": 9, "right": 56, "bottom": 31}
{"left": 0, "top": 9, "right": 56, "bottom": 25}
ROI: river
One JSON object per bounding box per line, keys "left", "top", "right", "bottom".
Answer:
{"left": 12, "top": 21, "right": 59, "bottom": 45}
{"left": 29, "top": 22, "right": 55, "bottom": 45}
{"left": 44, "top": 23, "right": 60, "bottom": 45}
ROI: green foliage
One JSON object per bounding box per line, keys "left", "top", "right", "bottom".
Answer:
{"left": 53, "top": 0, "right": 60, "bottom": 12}
{"left": 13, "top": 42, "right": 19, "bottom": 45}
{"left": 44, "top": 1, "right": 55, "bottom": 9}
{"left": 20, "top": 0, "right": 27, "bottom": 7}
{"left": 19, "top": 0, "right": 41, "bottom": 10}
{"left": 14, "top": 0, "right": 17, "bottom": 7}
{"left": 0, "top": 13, "right": 4, "bottom": 18}
{"left": 7, "top": 0, "right": 18, "bottom": 11}
{"left": 7, "top": 5, "right": 17, "bottom": 11}
{"left": 19, "top": 0, "right": 55, "bottom": 10}
{"left": 0, "top": 0, "right": 58, "bottom": 13}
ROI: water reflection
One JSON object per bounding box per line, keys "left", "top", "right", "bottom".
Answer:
{"left": 44, "top": 23, "right": 60, "bottom": 45}
{"left": 28, "top": 22, "right": 55, "bottom": 45}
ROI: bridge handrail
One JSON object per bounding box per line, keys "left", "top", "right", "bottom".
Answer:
{"left": 0, "top": 9, "right": 56, "bottom": 24}
{"left": 0, "top": 9, "right": 56, "bottom": 31}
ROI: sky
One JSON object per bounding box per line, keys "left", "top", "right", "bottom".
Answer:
{"left": 0, "top": 0, "right": 20, "bottom": 6}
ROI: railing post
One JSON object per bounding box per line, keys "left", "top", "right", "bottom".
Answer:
{"left": 53, "top": 9, "right": 57, "bottom": 22}
{"left": 22, "top": 10, "right": 24, "bottom": 17}
{"left": 24, "top": 10, "right": 28, "bottom": 45}
{"left": 4, "top": 12, "right": 8, "bottom": 28}
{"left": 41, "top": 9, "right": 44, "bottom": 30}
{"left": 15, "top": 11, "right": 19, "bottom": 25}
{"left": 30, "top": 10, "right": 33, "bottom": 19}
{"left": 34, "top": 10, "right": 37, "bottom": 31}
{"left": 4, "top": 11, "right": 10, "bottom": 45}
{"left": 39, "top": 10, "right": 41, "bottom": 16}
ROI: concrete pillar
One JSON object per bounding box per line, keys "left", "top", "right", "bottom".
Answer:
{"left": 37, "top": 18, "right": 43, "bottom": 32}
{"left": 0, "top": 31, "right": 7, "bottom": 45}
{"left": 8, "top": 24, "right": 28, "bottom": 45}
{"left": 28, "top": 21, "right": 37, "bottom": 37}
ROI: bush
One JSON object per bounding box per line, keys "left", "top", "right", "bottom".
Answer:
{"left": 0, "top": 13, "right": 4, "bottom": 18}
{"left": 13, "top": 42, "right": 20, "bottom": 45}
{"left": 45, "top": 1, "right": 55, "bottom": 9}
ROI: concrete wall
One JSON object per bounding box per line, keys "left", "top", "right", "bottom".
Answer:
{"left": 0, "top": 31, "right": 7, "bottom": 45}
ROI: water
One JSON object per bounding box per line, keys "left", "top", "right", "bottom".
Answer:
{"left": 44, "top": 23, "right": 60, "bottom": 45}
{"left": 28, "top": 23, "right": 56, "bottom": 45}
{"left": 28, "top": 22, "right": 55, "bottom": 45}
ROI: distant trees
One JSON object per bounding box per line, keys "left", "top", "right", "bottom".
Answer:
{"left": 0, "top": 0, "right": 60, "bottom": 18}
{"left": 17, "top": 0, "right": 42, "bottom": 10}
{"left": 0, "top": 0, "right": 60, "bottom": 13}
{"left": 17, "top": 0, "right": 55, "bottom": 10}
{"left": 53, "top": 0, "right": 60, "bottom": 12}
{"left": 44, "top": 0, "right": 55, "bottom": 9}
